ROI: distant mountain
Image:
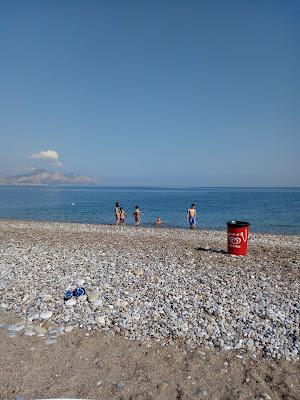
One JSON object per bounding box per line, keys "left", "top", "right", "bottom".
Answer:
{"left": 0, "top": 169, "right": 96, "bottom": 185}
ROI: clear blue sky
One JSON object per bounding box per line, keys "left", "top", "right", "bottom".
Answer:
{"left": 0, "top": 0, "right": 299, "bottom": 186}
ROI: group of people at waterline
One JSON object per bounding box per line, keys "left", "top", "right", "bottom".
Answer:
{"left": 114, "top": 202, "right": 197, "bottom": 229}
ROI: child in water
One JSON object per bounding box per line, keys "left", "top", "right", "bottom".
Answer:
{"left": 155, "top": 216, "right": 163, "bottom": 227}
{"left": 187, "top": 203, "right": 197, "bottom": 229}
{"left": 120, "top": 207, "right": 126, "bottom": 225}
{"left": 133, "top": 205, "right": 141, "bottom": 226}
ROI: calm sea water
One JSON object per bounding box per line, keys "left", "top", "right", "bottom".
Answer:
{"left": 0, "top": 186, "right": 299, "bottom": 234}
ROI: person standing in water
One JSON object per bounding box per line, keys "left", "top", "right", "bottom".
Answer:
{"left": 120, "top": 207, "right": 126, "bottom": 226}
{"left": 187, "top": 203, "right": 197, "bottom": 229}
{"left": 115, "top": 202, "right": 120, "bottom": 225}
{"left": 133, "top": 205, "right": 141, "bottom": 226}
{"left": 155, "top": 216, "right": 163, "bottom": 227}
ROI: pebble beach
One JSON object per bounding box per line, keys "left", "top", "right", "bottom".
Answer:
{"left": 0, "top": 219, "right": 299, "bottom": 399}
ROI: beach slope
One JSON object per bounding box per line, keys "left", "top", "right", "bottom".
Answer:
{"left": 0, "top": 220, "right": 299, "bottom": 399}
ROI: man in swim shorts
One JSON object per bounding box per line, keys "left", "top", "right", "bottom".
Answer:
{"left": 187, "top": 203, "right": 197, "bottom": 229}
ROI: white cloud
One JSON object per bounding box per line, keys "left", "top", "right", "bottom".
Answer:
{"left": 30, "top": 150, "right": 62, "bottom": 167}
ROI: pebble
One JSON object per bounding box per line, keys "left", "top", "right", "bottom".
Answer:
{"left": 24, "top": 330, "right": 35, "bottom": 336}
{"left": 7, "top": 324, "right": 25, "bottom": 332}
{"left": 27, "top": 312, "right": 39, "bottom": 321}
{"left": 45, "top": 339, "right": 57, "bottom": 345}
{"left": 65, "top": 298, "right": 76, "bottom": 306}
{"left": 157, "top": 382, "right": 169, "bottom": 393}
{"left": 64, "top": 325, "right": 74, "bottom": 333}
{"left": 95, "top": 316, "right": 106, "bottom": 326}
{"left": 7, "top": 332, "right": 17, "bottom": 338}
{"left": 135, "top": 269, "right": 144, "bottom": 277}
{"left": 93, "top": 298, "right": 103, "bottom": 306}
{"left": 34, "top": 326, "right": 47, "bottom": 335}
{"left": 77, "top": 279, "right": 85, "bottom": 286}
{"left": 262, "top": 394, "right": 272, "bottom": 400}
{"left": 40, "top": 310, "right": 53, "bottom": 320}
{"left": 88, "top": 291, "right": 101, "bottom": 303}
{"left": 116, "top": 382, "right": 125, "bottom": 390}
{"left": 41, "top": 320, "right": 53, "bottom": 330}
{"left": 43, "top": 294, "right": 53, "bottom": 302}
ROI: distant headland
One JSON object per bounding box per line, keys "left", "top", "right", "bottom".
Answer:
{"left": 0, "top": 169, "right": 96, "bottom": 185}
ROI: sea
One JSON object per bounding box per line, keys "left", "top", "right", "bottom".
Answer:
{"left": 0, "top": 186, "right": 299, "bottom": 234}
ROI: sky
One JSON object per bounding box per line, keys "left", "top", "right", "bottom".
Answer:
{"left": 0, "top": 0, "right": 299, "bottom": 186}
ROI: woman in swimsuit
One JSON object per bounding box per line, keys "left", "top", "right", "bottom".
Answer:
{"left": 120, "top": 207, "right": 126, "bottom": 225}
{"left": 115, "top": 202, "right": 120, "bottom": 225}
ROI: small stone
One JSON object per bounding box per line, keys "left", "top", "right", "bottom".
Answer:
{"left": 7, "top": 332, "right": 17, "bottom": 338}
{"left": 77, "top": 279, "right": 85, "bottom": 286}
{"left": 34, "top": 326, "right": 47, "bottom": 335}
{"left": 88, "top": 291, "right": 100, "bottom": 303}
{"left": 6, "top": 324, "right": 25, "bottom": 332}
{"left": 135, "top": 269, "right": 144, "bottom": 277}
{"left": 202, "top": 390, "right": 208, "bottom": 397}
{"left": 93, "top": 298, "right": 103, "bottom": 306}
{"left": 45, "top": 339, "right": 57, "bottom": 345}
{"left": 262, "top": 394, "right": 272, "bottom": 400}
{"left": 48, "top": 327, "right": 64, "bottom": 335}
{"left": 64, "top": 325, "right": 74, "bottom": 333}
{"left": 43, "top": 294, "right": 53, "bottom": 301}
{"left": 157, "top": 382, "right": 169, "bottom": 393}
{"left": 28, "top": 313, "right": 39, "bottom": 321}
{"left": 95, "top": 316, "right": 106, "bottom": 326}
{"left": 40, "top": 310, "right": 53, "bottom": 320}
{"left": 116, "top": 382, "right": 125, "bottom": 390}
{"left": 1, "top": 303, "right": 8, "bottom": 309}
{"left": 115, "top": 299, "right": 128, "bottom": 308}
{"left": 41, "top": 320, "right": 53, "bottom": 330}
{"left": 24, "top": 330, "right": 35, "bottom": 336}
{"left": 65, "top": 298, "right": 76, "bottom": 306}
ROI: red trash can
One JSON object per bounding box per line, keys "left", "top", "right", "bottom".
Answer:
{"left": 227, "top": 221, "right": 250, "bottom": 256}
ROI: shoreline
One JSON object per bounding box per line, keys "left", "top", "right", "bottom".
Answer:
{"left": 1, "top": 217, "right": 300, "bottom": 238}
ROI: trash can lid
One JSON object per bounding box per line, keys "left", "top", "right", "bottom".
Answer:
{"left": 227, "top": 220, "right": 250, "bottom": 228}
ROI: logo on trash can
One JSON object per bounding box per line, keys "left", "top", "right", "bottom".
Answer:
{"left": 229, "top": 236, "right": 241, "bottom": 245}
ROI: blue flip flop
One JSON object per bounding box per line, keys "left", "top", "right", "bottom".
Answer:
{"left": 73, "top": 287, "right": 86, "bottom": 297}
{"left": 64, "top": 289, "right": 73, "bottom": 301}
